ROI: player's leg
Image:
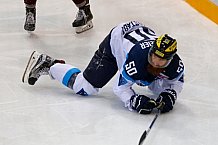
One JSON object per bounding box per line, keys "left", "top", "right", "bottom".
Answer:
{"left": 72, "top": 0, "right": 93, "bottom": 33}
{"left": 22, "top": 34, "right": 117, "bottom": 96}
{"left": 83, "top": 34, "right": 118, "bottom": 88}
{"left": 50, "top": 34, "right": 117, "bottom": 95}
{"left": 22, "top": 51, "right": 98, "bottom": 96}
{"left": 24, "top": 0, "right": 37, "bottom": 31}
{"left": 50, "top": 64, "right": 98, "bottom": 96}
{"left": 22, "top": 51, "right": 98, "bottom": 95}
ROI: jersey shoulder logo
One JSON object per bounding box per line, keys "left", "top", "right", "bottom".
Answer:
{"left": 76, "top": 88, "right": 88, "bottom": 96}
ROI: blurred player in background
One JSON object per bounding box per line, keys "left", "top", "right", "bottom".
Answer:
{"left": 22, "top": 21, "right": 184, "bottom": 114}
{"left": 24, "top": 0, "right": 93, "bottom": 33}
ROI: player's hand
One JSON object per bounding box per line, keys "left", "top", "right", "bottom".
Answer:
{"left": 156, "top": 89, "right": 177, "bottom": 113}
{"left": 130, "top": 94, "right": 157, "bottom": 114}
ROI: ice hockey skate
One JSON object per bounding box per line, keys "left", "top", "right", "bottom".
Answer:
{"left": 72, "top": 5, "right": 93, "bottom": 33}
{"left": 22, "top": 51, "right": 56, "bottom": 85}
{"left": 24, "top": 7, "right": 36, "bottom": 31}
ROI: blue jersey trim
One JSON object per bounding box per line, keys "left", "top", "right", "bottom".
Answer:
{"left": 118, "top": 74, "right": 128, "bottom": 86}
{"left": 122, "top": 70, "right": 135, "bottom": 82}
{"left": 62, "top": 68, "right": 81, "bottom": 86}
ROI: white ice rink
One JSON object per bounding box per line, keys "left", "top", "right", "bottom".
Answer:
{"left": 0, "top": 0, "right": 218, "bottom": 145}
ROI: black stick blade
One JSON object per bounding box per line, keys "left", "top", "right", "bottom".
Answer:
{"left": 138, "top": 131, "right": 147, "bottom": 145}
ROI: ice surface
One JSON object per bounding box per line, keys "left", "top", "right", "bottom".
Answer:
{"left": 0, "top": 0, "right": 218, "bottom": 145}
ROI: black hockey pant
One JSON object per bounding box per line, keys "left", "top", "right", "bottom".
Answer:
{"left": 83, "top": 33, "right": 118, "bottom": 88}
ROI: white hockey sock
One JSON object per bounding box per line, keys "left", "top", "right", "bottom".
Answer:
{"left": 49, "top": 63, "right": 81, "bottom": 86}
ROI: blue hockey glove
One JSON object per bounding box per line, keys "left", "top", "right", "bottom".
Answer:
{"left": 130, "top": 94, "right": 157, "bottom": 114}
{"left": 156, "top": 89, "right": 177, "bottom": 113}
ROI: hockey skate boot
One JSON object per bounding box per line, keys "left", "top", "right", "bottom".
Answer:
{"left": 24, "top": 7, "right": 36, "bottom": 31}
{"left": 72, "top": 4, "right": 93, "bottom": 33}
{"left": 22, "top": 51, "right": 65, "bottom": 85}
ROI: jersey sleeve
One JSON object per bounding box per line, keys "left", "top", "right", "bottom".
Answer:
{"left": 113, "top": 74, "right": 135, "bottom": 110}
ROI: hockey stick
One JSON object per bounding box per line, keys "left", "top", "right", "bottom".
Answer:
{"left": 138, "top": 103, "right": 164, "bottom": 145}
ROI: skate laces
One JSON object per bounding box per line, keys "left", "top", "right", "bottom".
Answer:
{"left": 37, "top": 67, "right": 49, "bottom": 77}
{"left": 30, "top": 54, "right": 53, "bottom": 79}
{"left": 26, "top": 12, "right": 35, "bottom": 25}
{"left": 75, "top": 9, "right": 87, "bottom": 21}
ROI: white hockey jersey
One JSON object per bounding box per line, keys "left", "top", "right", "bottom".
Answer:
{"left": 109, "top": 21, "right": 184, "bottom": 110}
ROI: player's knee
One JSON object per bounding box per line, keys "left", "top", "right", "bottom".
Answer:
{"left": 73, "top": 73, "right": 99, "bottom": 96}
{"left": 50, "top": 63, "right": 98, "bottom": 96}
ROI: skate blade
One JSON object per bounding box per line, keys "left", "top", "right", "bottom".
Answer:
{"left": 24, "top": 25, "right": 35, "bottom": 32}
{"left": 75, "top": 21, "right": 93, "bottom": 34}
{"left": 25, "top": 28, "right": 35, "bottom": 32}
{"left": 22, "top": 51, "right": 39, "bottom": 83}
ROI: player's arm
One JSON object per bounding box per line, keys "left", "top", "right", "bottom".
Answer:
{"left": 114, "top": 55, "right": 159, "bottom": 114}
{"left": 113, "top": 74, "right": 158, "bottom": 114}
{"left": 152, "top": 59, "right": 185, "bottom": 113}
{"left": 113, "top": 74, "right": 135, "bottom": 108}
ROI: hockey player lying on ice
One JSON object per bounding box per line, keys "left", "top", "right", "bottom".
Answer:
{"left": 22, "top": 21, "right": 185, "bottom": 114}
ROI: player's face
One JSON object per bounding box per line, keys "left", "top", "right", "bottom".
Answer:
{"left": 150, "top": 54, "right": 169, "bottom": 68}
